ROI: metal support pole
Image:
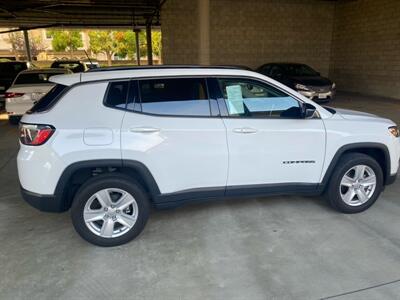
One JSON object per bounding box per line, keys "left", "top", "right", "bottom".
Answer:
{"left": 134, "top": 29, "right": 141, "bottom": 66}
{"left": 23, "top": 29, "right": 32, "bottom": 62}
{"left": 198, "top": 0, "right": 210, "bottom": 65}
{"left": 146, "top": 23, "right": 153, "bottom": 65}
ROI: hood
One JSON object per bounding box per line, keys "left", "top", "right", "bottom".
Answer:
{"left": 333, "top": 107, "right": 393, "bottom": 124}
{"left": 291, "top": 76, "right": 332, "bottom": 86}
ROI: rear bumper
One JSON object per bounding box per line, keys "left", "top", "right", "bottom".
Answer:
{"left": 20, "top": 186, "right": 65, "bottom": 212}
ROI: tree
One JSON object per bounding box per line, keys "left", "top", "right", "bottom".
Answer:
{"left": 151, "top": 31, "right": 162, "bottom": 58}
{"left": 6, "top": 32, "right": 24, "bottom": 59}
{"left": 47, "top": 29, "right": 83, "bottom": 58}
{"left": 29, "top": 35, "right": 46, "bottom": 58}
{"left": 88, "top": 30, "right": 118, "bottom": 66}
{"left": 6, "top": 31, "right": 46, "bottom": 60}
{"left": 114, "top": 30, "right": 156, "bottom": 62}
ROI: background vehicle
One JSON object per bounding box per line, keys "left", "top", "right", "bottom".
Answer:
{"left": 256, "top": 63, "right": 336, "bottom": 102}
{"left": 17, "top": 66, "right": 400, "bottom": 246}
{"left": 83, "top": 61, "right": 100, "bottom": 70}
{"left": 50, "top": 60, "right": 87, "bottom": 73}
{"left": 0, "top": 61, "right": 34, "bottom": 112}
{"left": 5, "top": 68, "right": 72, "bottom": 124}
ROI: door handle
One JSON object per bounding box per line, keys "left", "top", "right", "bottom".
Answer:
{"left": 129, "top": 127, "right": 160, "bottom": 133}
{"left": 233, "top": 127, "right": 258, "bottom": 134}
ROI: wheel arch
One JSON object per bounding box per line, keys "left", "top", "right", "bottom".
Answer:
{"left": 320, "top": 142, "right": 391, "bottom": 191}
{"left": 54, "top": 159, "right": 160, "bottom": 211}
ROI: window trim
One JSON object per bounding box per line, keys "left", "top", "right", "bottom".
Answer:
{"left": 210, "top": 76, "right": 316, "bottom": 120}
{"left": 27, "top": 84, "right": 69, "bottom": 114}
{"left": 133, "top": 76, "right": 215, "bottom": 119}
{"left": 33, "top": 74, "right": 314, "bottom": 117}
{"left": 102, "top": 79, "right": 132, "bottom": 112}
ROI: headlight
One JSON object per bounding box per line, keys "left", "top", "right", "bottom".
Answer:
{"left": 295, "top": 84, "right": 309, "bottom": 91}
{"left": 389, "top": 126, "right": 399, "bottom": 138}
{"left": 332, "top": 83, "right": 336, "bottom": 89}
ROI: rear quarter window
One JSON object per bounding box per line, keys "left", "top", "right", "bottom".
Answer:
{"left": 28, "top": 84, "right": 68, "bottom": 113}
{"left": 104, "top": 81, "right": 130, "bottom": 109}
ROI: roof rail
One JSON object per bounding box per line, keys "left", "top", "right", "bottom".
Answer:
{"left": 86, "top": 64, "right": 252, "bottom": 73}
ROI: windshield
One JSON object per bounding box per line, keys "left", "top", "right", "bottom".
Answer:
{"left": 14, "top": 72, "right": 66, "bottom": 85}
{"left": 281, "top": 64, "right": 319, "bottom": 77}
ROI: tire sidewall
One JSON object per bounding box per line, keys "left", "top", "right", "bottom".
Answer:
{"left": 328, "top": 154, "right": 383, "bottom": 213}
{"left": 71, "top": 174, "right": 150, "bottom": 247}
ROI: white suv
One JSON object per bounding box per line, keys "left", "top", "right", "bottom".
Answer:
{"left": 17, "top": 66, "right": 400, "bottom": 246}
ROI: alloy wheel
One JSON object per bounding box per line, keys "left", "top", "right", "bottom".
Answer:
{"left": 83, "top": 188, "right": 138, "bottom": 238}
{"left": 339, "top": 165, "right": 377, "bottom": 207}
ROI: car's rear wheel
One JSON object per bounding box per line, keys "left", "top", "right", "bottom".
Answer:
{"left": 325, "top": 153, "right": 383, "bottom": 213}
{"left": 71, "top": 174, "right": 150, "bottom": 246}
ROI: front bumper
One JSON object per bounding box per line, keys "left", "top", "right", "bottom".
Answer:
{"left": 298, "top": 88, "right": 336, "bottom": 102}
{"left": 20, "top": 186, "right": 65, "bottom": 212}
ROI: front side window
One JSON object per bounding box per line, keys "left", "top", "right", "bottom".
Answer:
{"left": 138, "top": 78, "right": 210, "bottom": 116}
{"left": 218, "top": 78, "right": 301, "bottom": 118}
{"left": 104, "top": 81, "right": 129, "bottom": 109}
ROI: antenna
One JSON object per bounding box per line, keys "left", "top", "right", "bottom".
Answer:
{"left": 84, "top": 49, "right": 92, "bottom": 65}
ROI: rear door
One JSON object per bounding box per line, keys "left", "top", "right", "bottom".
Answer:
{"left": 121, "top": 77, "right": 228, "bottom": 197}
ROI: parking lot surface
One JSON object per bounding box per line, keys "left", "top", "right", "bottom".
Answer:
{"left": 0, "top": 92, "right": 399, "bottom": 300}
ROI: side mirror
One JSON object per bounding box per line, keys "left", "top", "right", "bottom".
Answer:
{"left": 303, "top": 103, "right": 317, "bottom": 119}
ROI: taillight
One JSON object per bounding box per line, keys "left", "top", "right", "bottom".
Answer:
{"left": 5, "top": 92, "right": 24, "bottom": 98}
{"left": 19, "top": 124, "right": 55, "bottom": 146}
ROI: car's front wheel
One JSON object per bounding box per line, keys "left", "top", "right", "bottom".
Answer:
{"left": 71, "top": 174, "right": 150, "bottom": 246}
{"left": 326, "top": 153, "right": 383, "bottom": 213}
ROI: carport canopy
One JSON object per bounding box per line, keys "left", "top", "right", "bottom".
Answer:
{"left": 0, "top": 0, "right": 166, "bottom": 64}
{"left": 0, "top": 0, "right": 164, "bottom": 29}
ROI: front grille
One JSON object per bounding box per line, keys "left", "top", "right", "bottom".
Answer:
{"left": 308, "top": 85, "right": 331, "bottom": 93}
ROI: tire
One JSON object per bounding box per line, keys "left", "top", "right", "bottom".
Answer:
{"left": 8, "top": 116, "right": 21, "bottom": 125}
{"left": 325, "top": 152, "right": 383, "bottom": 214}
{"left": 71, "top": 173, "right": 150, "bottom": 246}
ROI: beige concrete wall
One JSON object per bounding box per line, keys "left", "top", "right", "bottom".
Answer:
{"left": 210, "top": 0, "right": 334, "bottom": 75}
{"left": 162, "top": 0, "right": 334, "bottom": 75}
{"left": 330, "top": 0, "right": 400, "bottom": 99}
{"left": 161, "top": 0, "right": 399, "bottom": 99}
{"left": 162, "top": 0, "right": 200, "bottom": 64}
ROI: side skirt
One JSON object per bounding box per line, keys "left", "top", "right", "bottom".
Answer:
{"left": 153, "top": 183, "right": 320, "bottom": 209}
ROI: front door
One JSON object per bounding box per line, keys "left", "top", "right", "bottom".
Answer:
{"left": 212, "top": 77, "right": 326, "bottom": 189}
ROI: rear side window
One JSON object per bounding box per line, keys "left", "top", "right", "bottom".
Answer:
{"left": 29, "top": 84, "right": 67, "bottom": 113}
{"left": 138, "top": 78, "right": 210, "bottom": 116}
{"left": 104, "top": 81, "right": 129, "bottom": 109}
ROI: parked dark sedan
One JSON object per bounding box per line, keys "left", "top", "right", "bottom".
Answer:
{"left": 256, "top": 63, "right": 336, "bottom": 102}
